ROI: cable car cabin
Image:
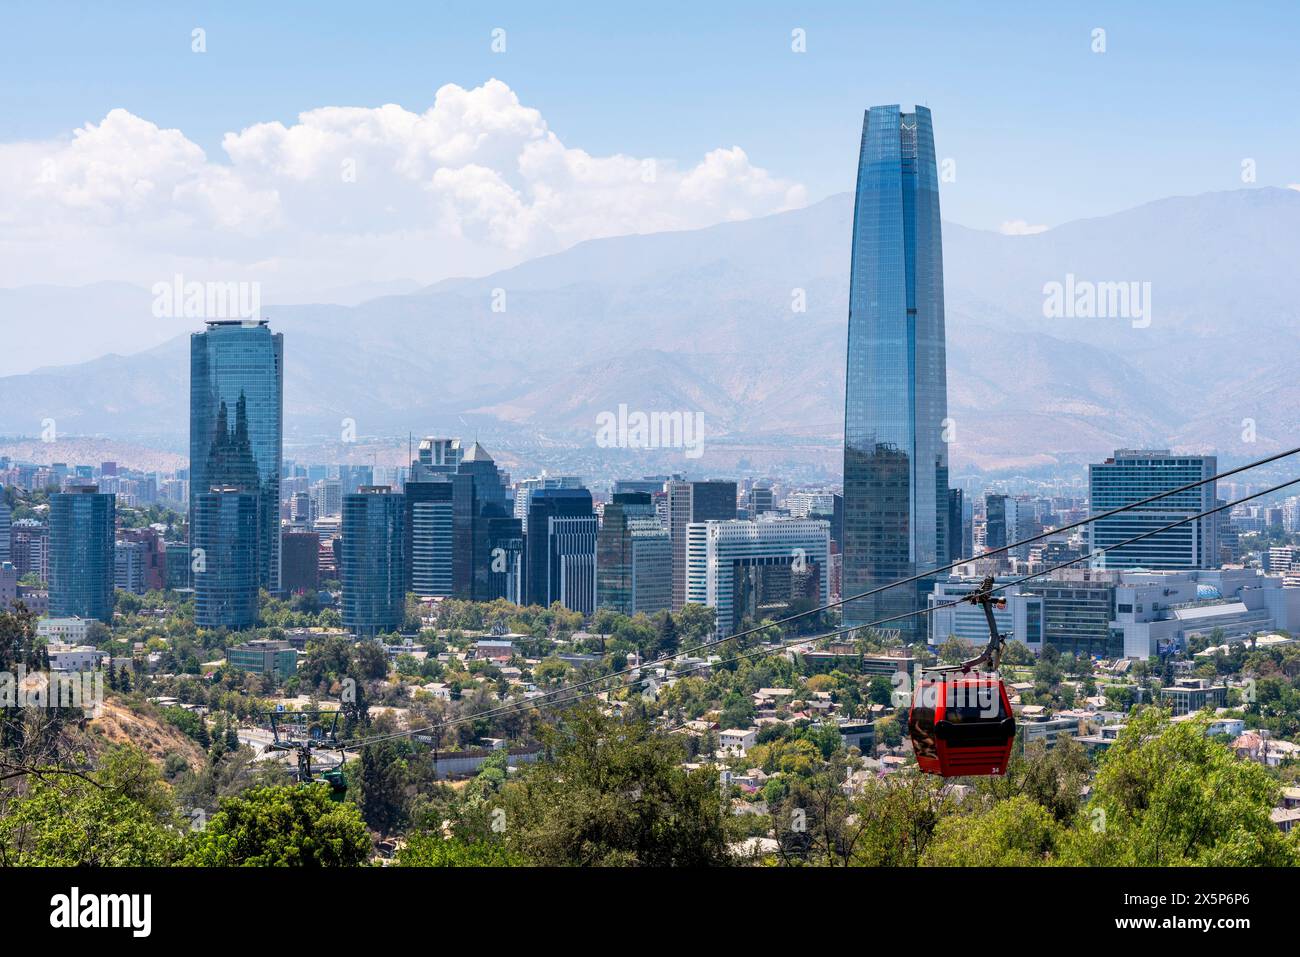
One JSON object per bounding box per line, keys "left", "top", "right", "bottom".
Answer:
{"left": 908, "top": 674, "right": 1015, "bottom": 777}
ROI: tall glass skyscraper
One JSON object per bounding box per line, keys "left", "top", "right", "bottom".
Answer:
{"left": 190, "top": 320, "right": 283, "bottom": 598}
{"left": 192, "top": 486, "right": 259, "bottom": 630}
{"left": 49, "top": 485, "right": 116, "bottom": 623}
{"left": 341, "top": 486, "right": 406, "bottom": 637}
{"left": 842, "top": 105, "right": 950, "bottom": 636}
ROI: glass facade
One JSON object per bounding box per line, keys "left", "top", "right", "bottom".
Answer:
{"left": 190, "top": 321, "right": 283, "bottom": 593}
{"left": 597, "top": 492, "right": 672, "bottom": 616}
{"left": 192, "top": 487, "right": 259, "bottom": 630}
{"left": 524, "top": 488, "right": 595, "bottom": 611}
{"left": 341, "top": 487, "right": 406, "bottom": 637}
{"left": 843, "top": 105, "right": 950, "bottom": 636}
{"left": 1088, "top": 450, "right": 1218, "bottom": 569}
{"left": 49, "top": 486, "right": 115, "bottom": 623}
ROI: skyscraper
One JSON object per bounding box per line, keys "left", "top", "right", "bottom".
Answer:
{"left": 49, "top": 485, "right": 115, "bottom": 623}
{"left": 524, "top": 487, "right": 596, "bottom": 614}
{"left": 341, "top": 486, "right": 407, "bottom": 637}
{"left": 596, "top": 492, "right": 672, "bottom": 616}
{"left": 1088, "top": 449, "right": 1218, "bottom": 569}
{"left": 404, "top": 440, "right": 520, "bottom": 602}
{"left": 190, "top": 320, "right": 283, "bottom": 595}
{"left": 666, "top": 479, "right": 737, "bottom": 610}
{"left": 192, "top": 486, "right": 259, "bottom": 630}
{"left": 842, "top": 105, "right": 950, "bottom": 636}
{"left": 685, "top": 517, "right": 830, "bottom": 639}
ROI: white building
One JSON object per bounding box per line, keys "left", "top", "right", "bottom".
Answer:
{"left": 45, "top": 642, "right": 107, "bottom": 672}
{"left": 685, "top": 517, "right": 830, "bottom": 639}
{"left": 37, "top": 617, "right": 90, "bottom": 643}
{"left": 928, "top": 578, "right": 1044, "bottom": 653}
{"left": 719, "top": 728, "right": 758, "bottom": 753}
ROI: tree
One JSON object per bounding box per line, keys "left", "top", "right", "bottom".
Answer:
{"left": 923, "top": 795, "right": 1062, "bottom": 866}
{"left": 353, "top": 743, "right": 409, "bottom": 836}
{"left": 499, "top": 706, "right": 731, "bottom": 866}
{"left": 183, "top": 783, "right": 371, "bottom": 866}
{"left": 397, "top": 833, "right": 522, "bottom": 867}
{"left": 0, "top": 746, "right": 186, "bottom": 866}
{"left": 675, "top": 604, "right": 716, "bottom": 645}
{"left": 653, "top": 611, "right": 679, "bottom": 658}
{"left": 1060, "top": 709, "right": 1297, "bottom": 866}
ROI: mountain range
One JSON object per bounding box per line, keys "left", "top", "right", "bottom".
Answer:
{"left": 1, "top": 186, "right": 1297, "bottom": 475}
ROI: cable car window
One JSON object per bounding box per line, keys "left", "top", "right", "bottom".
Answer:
{"left": 944, "top": 683, "right": 1006, "bottom": 723}
{"left": 909, "top": 703, "right": 937, "bottom": 758}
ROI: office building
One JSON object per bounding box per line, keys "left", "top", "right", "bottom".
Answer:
{"left": 685, "top": 517, "right": 830, "bottom": 639}
{"left": 1088, "top": 450, "right": 1218, "bottom": 570}
{"left": 524, "top": 488, "right": 597, "bottom": 614}
{"left": 666, "top": 479, "right": 737, "bottom": 610}
{"left": 341, "top": 487, "right": 406, "bottom": 637}
{"left": 281, "top": 530, "right": 320, "bottom": 594}
{"left": 192, "top": 486, "right": 259, "bottom": 630}
{"left": 49, "top": 486, "right": 115, "bottom": 623}
{"left": 842, "top": 105, "right": 951, "bottom": 638}
{"left": 114, "top": 540, "right": 147, "bottom": 595}
{"left": 928, "top": 578, "right": 1043, "bottom": 652}
{"left": 190, "top": 320, "right": 283, "bottom": 592}
{"left": 596, "top": 492, "right": 673, "bottom": 616}
{"left": 227, "top": 639, "right": 298, "bottom": 680}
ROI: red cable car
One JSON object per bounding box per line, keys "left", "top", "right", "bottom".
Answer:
{"left": 908, "top": 673, "right": 1015, "bottom": 776}
{"left": 907, "top": 576, "right": 1017, "bottom": 777}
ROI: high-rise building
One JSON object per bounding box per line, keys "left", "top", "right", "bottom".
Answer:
{"left": 415, "top": 437, "right": 463, "bottom": 474}
{"left": 281, "top": 530, "right": 320, "bottom": 594}
{"left": 165, "top": 541, "right": 191, "bottom": 591}
{"left": 947, "top": 488, "right": 967, "bottom": 563}
{"left": 685, "top": 517, "right": 830, "bottom": 639}
{"left": 666, "top": 479, "right": 737, "bottom": 610}
{"left": 514, "top": 473, "right": 584, "bottom": 521}
{"left": 192, "top": 486, "right": 259, "bottom": 630}
{"left": 406, "top": 480, "right": 454, "bottom": 598}
{"left": 114, "top": 540, "right": 147, "bottom": 595}
{"left": 524, "top": 488, "right": 596, "bottom": 614}
{"left": 341, "top": 486, "right": 406, "bottom": 637}
{"left": 404, "top": 441, "right": 520, "bottom": 602}
{"left": 842, "top": 105, "right": 950, "bottom": 637}
{"left": 1088, "top": 450, "right": 1218, "bottom": 570}
{"left": 0, "top": 497, "right": 10, "bottom": 563}
{"left": 48, "top": 485, "right": 115, "bottom": 623}
{"left": 746, "top": 484, "right": 775, "bottom": 518}
{"left": 118, "top": 527, "right": 166, "bottom": 591}
{"left": 596, "top": 492, "right": 672, "bottom": 616}
{"left": 190, "top": 320, "right": 283, "bottom": 593}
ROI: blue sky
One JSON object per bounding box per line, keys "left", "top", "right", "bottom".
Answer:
{"left": 1, "top": 1, "right": 1297, "bottom": 294}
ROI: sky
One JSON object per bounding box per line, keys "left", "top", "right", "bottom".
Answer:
{"left": 1, "top": 0, "right": 1298, "bottom": 298}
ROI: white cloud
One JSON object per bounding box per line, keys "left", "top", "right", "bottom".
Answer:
{"left": 0, "top": 80, "right": 807, "bottom": 297}
{"left": 1287, "top": 183, "right": 1300, "bottom": 192}
{"left": 999, "top": 219, "right": 1049, "bottom": 236}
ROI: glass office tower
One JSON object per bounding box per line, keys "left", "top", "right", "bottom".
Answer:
{"left": 1088, "top": 450, "right": 1218, "bottom": 569}
{"left": 190, "top": 320, "right": 283, "bottom": 594}
{"left": 49, "top": 485, "right": 116, "bottom": 623}
{"left": 341, "top": 486, "right": 406, "bottom": 637}
{"left": 192, "top": 486, "right": 259, "bottom": 630}
{"left": 842, "top": 105, "right": 950, "bottom": 636}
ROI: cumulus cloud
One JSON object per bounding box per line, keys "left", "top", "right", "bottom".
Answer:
{"left": 998, "top": 219, "right": 1049, "bottom": 236}
{"left": 0, "top": 80, "right": 807, "bottom": 297}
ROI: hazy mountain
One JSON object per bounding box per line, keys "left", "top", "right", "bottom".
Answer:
{"left": 1, "top": 186, "right": 1296, "bottom": 472}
